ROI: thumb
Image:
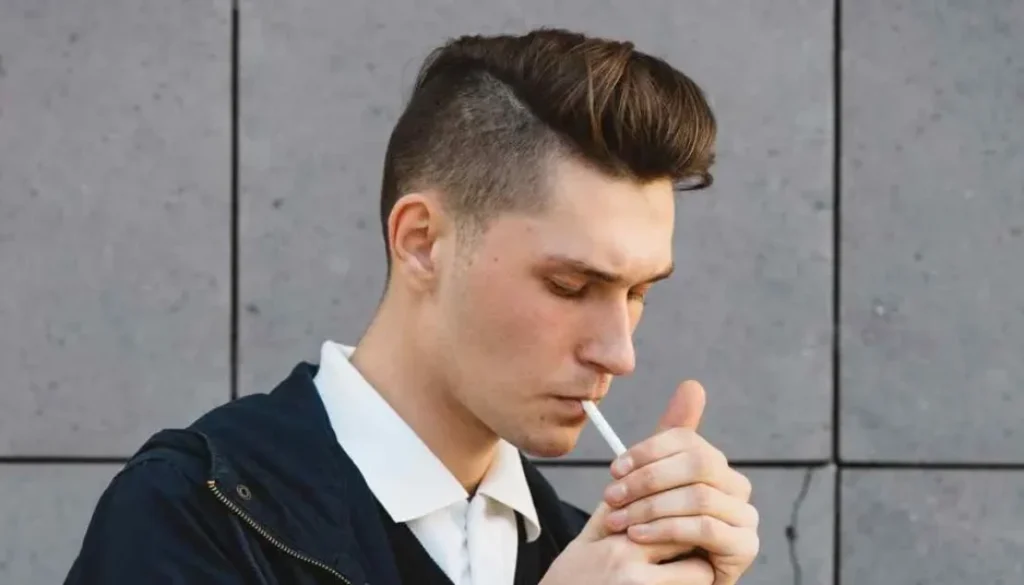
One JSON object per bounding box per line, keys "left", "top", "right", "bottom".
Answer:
{"left": 656, "top": 380, "right": 706, "bottom": 433}
{"left": 578, "top": 500, "right": 615, "bottom": 542}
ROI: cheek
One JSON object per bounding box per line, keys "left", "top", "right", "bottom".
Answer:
{"left": 462, "top": 267, "right": 573, "bottom": 355}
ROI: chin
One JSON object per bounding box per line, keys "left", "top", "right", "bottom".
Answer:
{"left": 513, "top": 427, "right": 581, "bottom": 459}
{"left": 523, "top": 443, "right": 575, "bottom": 459}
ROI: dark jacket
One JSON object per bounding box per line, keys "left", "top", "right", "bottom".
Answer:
{"left": 63, "top": 362, "right": 590, "bottom": 584}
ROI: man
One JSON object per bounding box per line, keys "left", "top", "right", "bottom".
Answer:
{"left": 65, "top": 28, "right": 759, "bottom": 585}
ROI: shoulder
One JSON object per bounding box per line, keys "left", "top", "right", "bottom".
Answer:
{"left": 98, "top": 429, "right": 216, "bottom": 518}
{"left": 64, "top": 434, "right": 244, "bottom": 582}
{"left": 67, "top": 431, "right": 237, "bottom": 551}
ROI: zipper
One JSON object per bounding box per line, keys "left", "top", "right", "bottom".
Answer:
{"left": 207, "top": 480, "right": 355, "bottom": 584}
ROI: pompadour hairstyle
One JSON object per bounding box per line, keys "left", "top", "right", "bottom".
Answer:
{"left": 379, "top": 28, "right": 717, "bottom": 263}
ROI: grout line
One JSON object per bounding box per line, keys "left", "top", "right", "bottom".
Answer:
{"left": 834, "top": 466, "right": 842, "bottom": 585}
{"left": 229, "top": 0, "right": 241, "bottom": 401}
{"left": 831, "top": 0, "right": 844, "bottom": 491}
{"left": 534, "top": 459, "right": 1024, "bottom": 470}
{"left": 4, "top": 457, "right": 1021, "bottom": 470}
{"left": 532, "top": 461, "right": 835, "bottom": 469}
{"left": 532, "top": 459, "right": 836, "bottom": 469}
{"left": 0, "top": 457, "right": 130, "bottom": 465}
{"left": 841, "top": 461, "right": 1024, "bottom": 470}
{"left": 832, "top": 0, "right": 844, "bottom": 582}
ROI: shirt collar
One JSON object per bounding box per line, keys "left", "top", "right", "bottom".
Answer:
{"left": 313, "top": 341, "right": 541, "bottom": 542}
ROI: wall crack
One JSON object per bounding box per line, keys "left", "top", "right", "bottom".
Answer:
{"left": 785, "top": 467, "right": 815, "bottom": 585}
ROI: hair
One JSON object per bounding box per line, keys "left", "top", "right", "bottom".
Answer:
{"left": 379, "top": 27, "right": 717, "bottom": 265}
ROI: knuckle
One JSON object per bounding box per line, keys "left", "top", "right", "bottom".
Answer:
{"left": 636, "top": 466, "right": 659, "bottom": 493}
{"left": 710, "top": 444, "right": 728, "bottom": 467}
{"left": 744, "top": 533, "right": 762, "bottom": 560}
{"left": 691, "top": 483, "right": 714, "bottom": 514}
{"left": 690, "top": 450, "right": 716, "bottom": 480}
{"left": 629, "top": 443, "right": 652, "bottom": 465}
{"left": 636, "top": 494, "right": 657, "bottom": 522}
{"left": 664, "top": 519, "right": 686, "bottom": 543}
{"left": 670, "top": 426, "right": 696, "bottom": 444}
{"left": 747, "top": 503, "right": 761, "bottom": 528}
{"left": 698, "top": 515, "right": 718, "bottom": 540}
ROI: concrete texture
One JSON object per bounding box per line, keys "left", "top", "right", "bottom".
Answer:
{"left": 3, "top": 0, "right": 1024, "bottom": 583}
{"left": 239, "top": 0, "right": 834, "bottom": 461}
{"left": 540, "top": 465, "right": 836, "bottom": 585}
{"left": 0, "top": 465, "right": 121, "bottom": 585}
{"left": 0, "top": 0, "right": 232, "bottom": 456}
{"left": 840, "top": 0, "right": 1024, "bottom": 461}
{"left": 842, "top": 470, "right": 1024, "bottom": 584}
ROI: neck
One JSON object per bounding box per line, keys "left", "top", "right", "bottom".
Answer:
{"left": 349, "top": 291, "right": 499, "bottom": 493}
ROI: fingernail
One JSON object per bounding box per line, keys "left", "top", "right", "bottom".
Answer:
{"left": 606, "top": 509, "right": 628, "bottom": 530}
{"left": 630, "top": 524, "right": 653, "bottom": 540}
{"left": 605, "top": 482, "right": 628, "bottom": 503}
{"left": 612, "top": 455, "right": 633, "bottom": 476}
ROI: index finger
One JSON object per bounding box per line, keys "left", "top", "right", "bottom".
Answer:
{"left": 607, "top": 450, "right": 752, "bottom": 507}
{"left": 611, "top": 426, "right": 714, "bottom": 478}
{"left": 609, "top": 430, "right": 752, "bottom": 501}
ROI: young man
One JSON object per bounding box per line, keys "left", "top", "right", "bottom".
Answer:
{"left": 64, "top": 28, "right": 759, "bottom": 585}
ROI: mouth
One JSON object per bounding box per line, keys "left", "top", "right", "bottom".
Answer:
{"left": 555, "top": 393, "right": 605, "bottom": 404}
{"left": 550, "top": 394, "right": 604, "bottom": 422}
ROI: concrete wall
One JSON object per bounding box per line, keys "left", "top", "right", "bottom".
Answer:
{"left": 1, "top": 1, "right": 1021, "bottom": 583}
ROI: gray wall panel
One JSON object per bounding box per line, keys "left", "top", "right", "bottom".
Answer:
{"left": 842, "top": 469, "right": 1024, "bottom": 584}
{"left": 239, "top": 0, "right": 833, "bottom": 462}
{"left": 0, "top": 465, "right": 120, "bottom": 585}
{"left": 5, "top": 0, "right": 1022, "bottom": 581}
{"left": 0, "top": 0, "right": 232, "bottom": 455}
{"left": 841, "top": 0, "right": 1024, "bottom": 461}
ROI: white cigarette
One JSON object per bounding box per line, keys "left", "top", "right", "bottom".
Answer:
{"left": 581, "top": 400, "right": 627, "bottom": 457}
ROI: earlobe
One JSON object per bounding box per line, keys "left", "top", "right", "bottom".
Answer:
{"left": 387, "top": 193, "right": 443, "bottom": 286}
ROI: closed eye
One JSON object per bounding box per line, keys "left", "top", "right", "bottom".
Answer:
{"left": 547, "top": 279, "right": 586, "bottom": 299}
{"left": 548, "top": 278, "right": 649, "bottom": 305}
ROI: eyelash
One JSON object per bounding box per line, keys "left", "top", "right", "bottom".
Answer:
{"left": 547, "top": 281, "right": 647, "bottom": 304}
{"left": 548, "top": 281, "right": 585, "bottom": 299}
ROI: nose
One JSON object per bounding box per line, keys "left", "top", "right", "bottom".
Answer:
{"left": 577, "top": 302, "right": 637, "bottom": 377}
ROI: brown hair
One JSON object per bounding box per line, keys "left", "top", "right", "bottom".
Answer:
{"left": 379, "top": 27, "right": 716, "bottom": 262}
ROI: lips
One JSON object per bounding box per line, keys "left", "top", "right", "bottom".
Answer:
{"left": 553, "top": 379, "right": 608, "bottom": 404}
{"left": 555, "top": 393, "right": 605, "bottom": 403}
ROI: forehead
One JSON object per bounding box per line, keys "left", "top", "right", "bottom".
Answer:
{"left": 486, "top": 157, "right": 676, "bottom": 276}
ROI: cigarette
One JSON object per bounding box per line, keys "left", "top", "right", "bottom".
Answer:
{"left": 581, "top": 400, "right": 627, "bottom": 457}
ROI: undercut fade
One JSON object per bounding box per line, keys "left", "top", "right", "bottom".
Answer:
{"left": 379, "top": 27, "right": 717, "bottom": 264}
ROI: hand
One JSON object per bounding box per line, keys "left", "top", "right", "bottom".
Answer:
{"left": 597, "top": 381, "right": 760, "bottom": 585}
{"left": 540, "top": 531, "right": 715, "bottom": 585}
{"left": 540, "top": 381, "right": 757, "bottom": 585}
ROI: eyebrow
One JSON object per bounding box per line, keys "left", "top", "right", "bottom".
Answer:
{"left": 543, "top": 254, "right": 675, "bottom": 286}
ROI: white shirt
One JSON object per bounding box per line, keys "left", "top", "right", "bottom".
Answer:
{"left": 313, "top": 340, "right": 541, "bottom": 585}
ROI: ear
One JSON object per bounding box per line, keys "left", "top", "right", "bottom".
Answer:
{"left": 386, "top": 192, "right": 447, "bottom": 289}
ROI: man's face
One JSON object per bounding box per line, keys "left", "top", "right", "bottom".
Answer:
{"left": 431, "top": 157, "right": 676, "bottom": 458}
